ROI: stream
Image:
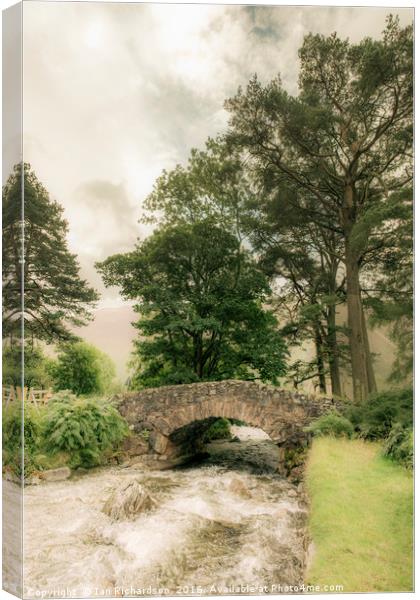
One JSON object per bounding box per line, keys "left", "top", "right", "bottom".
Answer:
{"left": 21, "top": 427, "right": 309, "bottom": 598}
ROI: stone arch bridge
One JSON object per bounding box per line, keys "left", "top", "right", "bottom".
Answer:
{"left": 115, "top": 380, "right": 334, "bottom": 474}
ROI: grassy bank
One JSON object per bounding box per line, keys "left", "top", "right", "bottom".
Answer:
{"left": 305, "top": 437, "right": 413, "bottom": 592}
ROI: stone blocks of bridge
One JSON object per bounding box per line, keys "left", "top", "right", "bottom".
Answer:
{"left": 115, "top": 380, "right": 334, "bottom": 470}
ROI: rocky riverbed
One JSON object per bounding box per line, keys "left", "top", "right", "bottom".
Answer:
{"left": 19, "top": 427, "right": 310, "bottom": 598}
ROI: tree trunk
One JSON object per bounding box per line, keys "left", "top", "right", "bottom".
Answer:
{"left": 343, "top": 216, "right": 369, "bottom": 402}
{"left": 326, "top": 305, "right": 342, "bottom": 397}
{"left": 342, "top": 183, "right": 370, "bottom": 402}
{"left": 361, "top": 307, "right": 377, "bottom": 394}
{"left": 314, "top": 325, "right": 327, "bottom": 394}
{"left": 344, "top": 245, "right": 369, "bottom": 401}
{"left": 193, "top": 333, "right": 204, "bottom": 379}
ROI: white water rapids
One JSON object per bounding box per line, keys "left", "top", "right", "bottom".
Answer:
{"left": 20, "top": 428, "right": 309, "bottom": 598}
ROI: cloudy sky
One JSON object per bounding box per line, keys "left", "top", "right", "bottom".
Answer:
{"left": 22, "top": 1, "right": 413, "bottom": 309}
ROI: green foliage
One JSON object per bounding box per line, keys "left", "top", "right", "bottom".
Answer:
{"left": 228, "top": 418, "right": 247, "bottom": 426}
{"left": 364, "top": 188, "right": 413, "bottom": 382}
{"left": 42, "top": 393, "right": 128, "bottom": 468}
{"left": 2, "top": 343, "right": 54, "bottom": 389}
{"left": 284, "top": 446, "right": 307, "bottom": 477}
{"left": 2, "top": 163, "right": 98, "bottom": 343}
{"left": 306, "top": 413, "right": 354, "bottom": 438}
{"left": 3, "top": 391, "right": 129, "bottom": 474}
{"left": 383, "top": 424, "right": 413, "bottom": 469}
{"left": 344, "top": 388, "right": 413, "bottom": 440}
{"left": 31, "top": 452, "right": 69, "bottom": 472}
{"left": 203, "top": 418, "right": 232, "bottom": 442}
{"left": 2, "top": 403, "right": 42, "bottom": 477}
{"left": 97, "top": 220, "right": 288, "bottom": 388}
{"left": 144, "top": 136, "right": 249, "bottom": 234}
{"left": 51, "top": 342, "right": 116, "bottom": 395}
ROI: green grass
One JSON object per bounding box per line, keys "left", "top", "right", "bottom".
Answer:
{"left": 305, "top": 437, "right": 413, "bottom": 592}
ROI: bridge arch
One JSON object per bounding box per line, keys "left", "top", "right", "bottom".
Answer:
{"left": 115, "top": 380, "right": 333, "bottom": 472}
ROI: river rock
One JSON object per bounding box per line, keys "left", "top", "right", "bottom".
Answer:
{"left": 39, "top": 467, "right": 72, "bottom": 482}
{"left": 287, "top": 509, "right": 308, "bottom": 529}
{"left": 102, "top": 480, "right": 156, "bottom": 521}
{"left": 149, "top": 432, "right": 168, "bottom": 454}
{"left": 26, "top": 474, "right": 42, "bottom": 486}
{"left": 228, "top": 478, "right": 251, "bottom": 498}
{"left": 121, "top": 435, "right": 149, "bottom": 457}
{"left": 75, "top": 467, "right": 89, "bottom": 475}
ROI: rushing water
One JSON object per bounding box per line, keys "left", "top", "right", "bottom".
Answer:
{"left": 21, "top": 429, "right": 309, "bottom": 599}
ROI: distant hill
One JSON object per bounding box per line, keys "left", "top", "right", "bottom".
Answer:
{"left": 75, "top": 305, "right": 137, "bottom": 382}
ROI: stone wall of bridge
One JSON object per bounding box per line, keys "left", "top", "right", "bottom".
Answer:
{"left": 115, "top": 380, "right": 334, "bottom": 473}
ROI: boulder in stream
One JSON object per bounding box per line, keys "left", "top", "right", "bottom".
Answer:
{"left": 102, "top": 480, "right": 156, "bottom": 521}
{"left": 228, "top": 478, "right": 251, "bottom": 498}
{"left": 39, "top": 466, "right": 72, "bottom": 482}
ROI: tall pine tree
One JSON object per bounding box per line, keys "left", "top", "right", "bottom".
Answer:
{"left": 226, "top": 16, "right": 413, "bottom": 400}
{"left": 2, "top": 163, "right": 98, "bottom": 344}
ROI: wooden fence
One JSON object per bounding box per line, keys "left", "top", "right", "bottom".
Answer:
{"left": 2, "top": 385, "right": 53, "bottom": 409}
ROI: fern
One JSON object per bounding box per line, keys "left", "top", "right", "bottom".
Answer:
{"left": 42, "top": 392, "right": 129, "bottom": 468}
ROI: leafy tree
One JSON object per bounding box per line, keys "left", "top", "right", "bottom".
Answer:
{"left": 2, "top": 163, "right": 98, "bottom": 343}
{"left": 97, "top": 221, "right": 288, "bottom": 388}
{"left": 51, "top": 341, "right": 116, "bottom": 395}
{"left": 146, "top": 137, "right": 348, "bottom": 395}
{"left": 360, "top": 187, "right": 413, "bottom": 381}
{"left": 226, "top": 16, "right": 413, "bottom": 400}
{"left": 2, "top": 343, "right": 54, "bottom": 389}
{"left": 144, "top": 137, "right": 250, "bottom": 238}
{"left": 244, "top": 184, "right": 347, "bottom": 395}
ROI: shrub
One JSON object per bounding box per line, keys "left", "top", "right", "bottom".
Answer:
{"left": 228, "top": 418, "right": 247, "bottom": 426}
{"left": 344, "top": 388, "right": 413, "bottom": 440}
{"left": 203, "top": 417, "right": 232, "bottom": 442}
{"left": 306, "top": 413, "right": 354, "bottom": 438}
{"left": 51, "top": 342, "right": 116, "bottom": 396}
{"left": 42, "top": 393, "right": 128, "bottom": 468}
{"left": 2, "top": 403, "right": 43, "bottom": 477}
{"left": 383, "top": 423, "right": 413, "bottom": 469}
